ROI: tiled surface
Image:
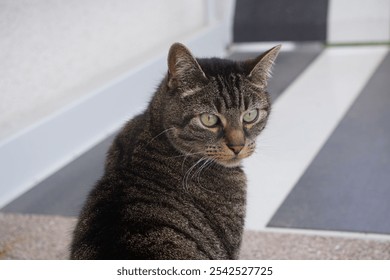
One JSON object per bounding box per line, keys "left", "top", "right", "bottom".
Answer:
{"left": 269, "top": 52, "right": 390, "bottom": 234}
{"left": 244, "top": 46, "right": 389, "bottom": 231}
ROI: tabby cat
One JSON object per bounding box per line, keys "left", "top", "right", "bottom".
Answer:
{"left": 70, "top": 42, "right": 280, "bottom": 259}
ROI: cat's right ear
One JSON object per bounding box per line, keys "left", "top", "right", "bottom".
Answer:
{"left": 167, "top": 43, "right": 207, "bottom": 89}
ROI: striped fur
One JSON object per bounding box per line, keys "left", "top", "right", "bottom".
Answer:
{"left": 70, "top": 43, "right": 280, "bottom": 259}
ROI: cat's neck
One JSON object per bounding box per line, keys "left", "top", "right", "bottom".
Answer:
{"left": 147, "top": 78, "right": 170, "bottom": 135}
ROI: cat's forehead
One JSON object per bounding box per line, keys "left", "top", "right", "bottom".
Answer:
{"left": 197, "top": 58, "right": 247, "bottom": 77}
{"left": 181, "top": 57, "right": 269, "bottom": 113}
{"left": 191, "top": 86, "right": 267, "bottom": 115}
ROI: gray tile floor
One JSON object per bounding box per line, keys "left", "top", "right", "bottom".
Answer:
{"left": 2, "top": 135, "right": 115, "bottom": 216}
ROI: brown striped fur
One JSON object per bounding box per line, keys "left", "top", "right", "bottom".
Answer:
{"left": 70, "top": 43, "right": 280, "bottom": 259}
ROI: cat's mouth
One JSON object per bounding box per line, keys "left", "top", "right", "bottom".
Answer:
{"left": 205, "top": 143, "right": 255, "bottom": 168}
{"left": 211, "top": 153, "right": 251, "bottom": 168}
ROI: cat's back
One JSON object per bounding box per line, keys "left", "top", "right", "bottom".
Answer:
{"left": 104, "top": 112, "right": 149, "bottom": 171}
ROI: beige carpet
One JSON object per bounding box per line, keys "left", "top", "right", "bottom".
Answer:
{"left": 1, "top": 212, "right": 389, "bottom": 260}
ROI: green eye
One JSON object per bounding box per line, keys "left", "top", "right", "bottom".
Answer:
{"left": 243, "top": 109, "right": 258, "bottom": 123}
{"left": 200, "top": 113, "right": 219, "bottom": 127}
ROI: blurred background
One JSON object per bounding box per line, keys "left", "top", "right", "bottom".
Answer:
{"left": 0, "top": 0, "right": 390, "bottom": 259}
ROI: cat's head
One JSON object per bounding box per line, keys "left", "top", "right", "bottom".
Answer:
{"left": 162, "top": 43, "right": 280, "bottom": 168}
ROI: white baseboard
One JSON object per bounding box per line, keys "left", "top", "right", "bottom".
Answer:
{"left": 0, "top": 22, "right": 231, "bottom": 208}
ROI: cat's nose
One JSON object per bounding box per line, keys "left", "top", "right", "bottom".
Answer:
{"left": 225, "top": 128, "right": 245, "bottom": 155}
{"left": 227, "top": 144, "right": 244, "bottom": 155}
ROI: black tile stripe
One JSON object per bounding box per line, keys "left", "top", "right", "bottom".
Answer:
{"left": 233, "top": 0, "right": 329, "bottom": 42}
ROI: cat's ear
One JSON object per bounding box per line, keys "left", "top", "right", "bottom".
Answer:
{"left": 246, "top": 45, "right": 281, "bottom": 88}
{"left": 167, "top": 42, "right": 207, "bottom": 89}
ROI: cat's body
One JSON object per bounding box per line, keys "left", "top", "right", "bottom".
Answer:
{"left": 70, "top": 43, "right": 280, "bottom": 259}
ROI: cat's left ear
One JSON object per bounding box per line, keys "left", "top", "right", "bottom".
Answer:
{"left": 167, "top": 42, "right": 207, "bottom": 89}
{"left": 246, "top": 45, "right": 281, "bottom": 88}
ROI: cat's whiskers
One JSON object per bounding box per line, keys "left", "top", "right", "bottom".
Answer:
{"left": 194, "top": 158, "right": 215, "bottom": 185}
{"left": 165, "top": 151, "right": 204, "bottom": 159}
{"left": 182, "top": 157, "right": 207, "bottom": 191}
{"left": 180, "top": 149, "right": 199, "bottom": 172}
{"left": 195, "top": 158, "right": 220, "bottom": 193}
{"left": 181, "top": 153, "right": 190, "bottom": 173}
{"left": 192, "top": 158, "right": 210, "bottom": 183}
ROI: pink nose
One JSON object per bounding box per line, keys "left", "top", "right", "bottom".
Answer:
{"left": 227, "top": 144, "right": 244, "bottom": 155}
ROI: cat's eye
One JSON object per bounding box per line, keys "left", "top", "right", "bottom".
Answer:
{"left": 200, "top": 113, "right": 219, "bottom": 127}
{"left": 243, "top": 109, "right": 258, "bottom": 123}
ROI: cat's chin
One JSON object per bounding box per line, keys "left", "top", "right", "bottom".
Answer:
{"left": 217, "top": 158, "right": 243, "bottom": 168}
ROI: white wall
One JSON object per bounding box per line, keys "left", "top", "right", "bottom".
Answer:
{"left": 0, "top": 0, "right": 207, "bottom": 141}
{"left": 0, "top": 0, "right": 235, "bottom": 207}
{"left": 328, "top": 0, "right": 390, "bottom": 44}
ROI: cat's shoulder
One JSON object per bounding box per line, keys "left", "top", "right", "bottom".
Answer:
{"left": 105, "top": 112, "right": 149, "bottom": 170}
